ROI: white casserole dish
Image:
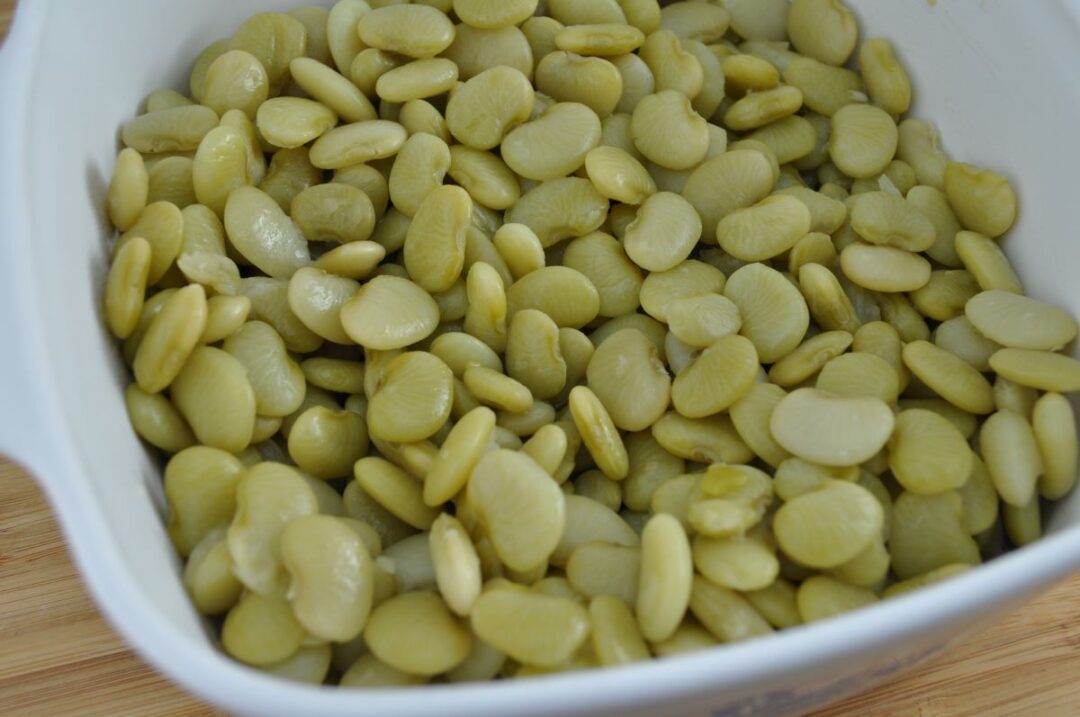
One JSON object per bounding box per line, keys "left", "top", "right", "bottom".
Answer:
{"left": 2, "top": 1, "right": 1080, "bottom": 715}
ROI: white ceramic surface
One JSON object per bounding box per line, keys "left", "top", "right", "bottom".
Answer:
{"left": 2, "top": 2, "right": 1080, "bottom": 715}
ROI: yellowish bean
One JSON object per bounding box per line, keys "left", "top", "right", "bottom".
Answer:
{"left": 429, "top": 514, "right": 482, "bottom": 617}
{"left": 122, "top": 105, "right": 219, "bottom": 154}
{"left": 223, "top": 321, "right": 306, "bottom": 417}
{"left": 689, "top": 575, "right": 773, "bottom": 643}
{"left": 979, "top": 410, "right": 1045, "bottom": 508}
{"left": 829, "top": 106, "right": 899, "bottom": 182}
{"left": 724, "top": 85, "right": 803, "bottom": 132}
{"left": 222, "top": 592, "right": 306, "bottom": 667}
{"left": 989, "top": 348, "right": 1080, "bottom": 393}
{"left": 426, "top": 406, "right": 496, "bottom": 506}
{"left": 954, "top": 230, "right": 1023, "bottom": 294}
{"left": 850, "top": 190, "right": 935, "bottom": 252}
{"left": 107, "top": 148, "right": 149, "bottom": 231}
{"left": 227, "top": 462, "right": 319, "bottom": 595}
{"left": 1031, "top": 393, "right": 1078, "bottom": 500}
{"left": 860, "top": 37, "right": 911, "bottom": 115}
{"left": 902, "top": 340, "right": 996, "bottom": 414}
{"left": 463, "top": 365, "right": 534, "bottom": 413}
{"left": 630, "top": 90, "right": 709, "bottom": 170}
{"left": 771, "top": 388, "right": 894, "bottom": 467}
{"left": 464, "top": 262, "right": 509, "bottom": 353}
{"left": 280, "top": 515, "right": 374, "bottom": 642}
{"left": 724, "top": 263, "right": 809, "bottom": 363}
{"left": 888, "top": 491, "right": 980, "bottom": 579}
{"left": 567, "top": 385, "right": 628, "bottom": 480}
{"left": 652, "top": 411, "right": 753, "bottom": 465}
{"left": 471, "top": 586, "right": 589, "bottom": 668}
{"left": 309, "top": 120, "right": 408, "bottom": 170}
{"left": 201, "top": 50, "right": 269, "bottom": 119}
{"left": 228, "top": 11, "right": 308, "bottom": 89}
{"left": 718, "top": 194, "right": 812, "bottom": 262}
{"left": 841, "top": 241, "right": 932, "bottom": 293}
{"left": 505, "top": 177, "right": 609, "bottom": 247}
{"left": 164, "top": 446, "right": 244, "bottom": 557}
{"left": 636, "top": 513, "right": 693, "bottom": 642}
{"left": 782, "top": 56, "right": 863, "bottom": 117}
{"left": 467, "top": 449, "right": 566, "bottom": 570}
{"left": 119, "top": 200, "right": 185, "bottom": 285}
{"left": 966, "top": 290, "right": 1077, "bottom": 351}
{"left": 183, "top": 527, "right": 242, "bottom": 616}
{"left": 889, "top": 409, "right": 973, "bottom": 495}
{"left": 446, "top": 66, "right": 535, "bottom": 149}
{"left": 340, "top": 275, "right": 440, "bottom": 350}
{"left": 671, "top": 335, "right": 758, "bottom": 418}
{"left": 944, "top": 161, "right": 1018, "bottom": 238}
{"left": 133, "top": 284, "right": 207, "bottom": 393}
{"left": 367, "top": 351, "right": 453, "bottom": 443}
{"left": 364, "top": 591, "right": 471, "bottom": 675}
{"left": 358, "top": 4, "right": 457, "bottom": 58}
{"left": 774, "top": 479, "right": 883, "bottom": 568}
{"left": 910, "top": 270, "right": 980, "bottom": 322}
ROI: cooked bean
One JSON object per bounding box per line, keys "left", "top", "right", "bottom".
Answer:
{"left": 631, "top": 90, "right": 709, "bottom": 170}
{"left": 690, "top": 574, "right": 773, "bottom": 643}
{"left": 366, "top": 351, "right": 453, "bottom": 442}
{"left": 840, "top": 242, "right": 931, "bottom": 293}
{"left": 223, "top": 321, "right": 306, "bottom": 417}
{"left": 989, "top": 348, "right": 1080, "bottom": 393}
{"left": 724, "top": 85, "right": 803, "bottom": 132}
{"left": 505, "top": 177, "right": 608, "bottom": 247}
{"left": 107, "top": 148, "right": 149, "bottom": 231}
{"left": 830, "top": 105, "right": 898, "bottom": 180}
{"left": 902, "top": 340, "right": 995, "bottom": 414}
{"left": 798, "top": 262, "right": 860, "bottom": 333}
{"left": 889, "top": 409, "right": 972, "bottom": 495}
{"left": 954, "top": 230, "right": 1023, "bottom": 294}
{"left": 718, "top": 194, "right": 811, "bottom": 262}
{"left": 850, "top": 191, "right": 934, "bottom": 252}
{"left": 365, "top": 591, "right": 471, "bottom": 675}
{"left": 774, "top": 479, "right": 883, "bottom": 568}
{"left": 340, "top": 276, "right": 439, "bottom": 350}
{"left": 122, "top": 105, "right": 219, "bottom": 154}
{"left": 771, "top": 388, "right": 894, "bottom": 467}
{"left": 944, "top": 161, "right": 1017, "bottom": 238}
{"left": 446, "top": 66, "right": 535, "bottom": 149}
{"left": 681, "top": 149, "right": 775, "bottom": 244}
{"left": 569, "top": 386, "right": 629, "bottom": 480}
{"left": 787, "top": 0, "right": 858, "bottom": 66}
{"left": 889, "top": 491, "right": 980, "bottom": 579}
{"left": 1030, "top": 393, "right": 1078, "bottom": 500}
{"left": 671, "top": 335, "right": 758, "bottom": 418}
{"left": 468, "top": 449, "right": 566, "bottom": 570}
{"left": 358, "top": 5, "right": 456, "bottom": 58}
{"left": 636, "top": 513, "right": 693, "bottom": 642}
{"left": 651, "top": 412, "right": 753, "bottom": 465}
{"left": 782, "top": 56, "right": 863, "bottom": 117}
{"left": 562, "top": 232, "right": 642, "bottom": 317}
{"left": 222, "top": 592, "right": 306, "bottom": 667}
{"left": 860, "top": 38, "right": 911, "bottom": 114}
{"left": 724, "top": 263, "right": 809, "bottom": 363}
{"left": 281, "top": 515, "right": 374, "bottom": 642}
{"left": 966, "top": 290, "right": 1078, "bottom": 351}
{"left": 309, "top": 120, "right": 408, "bottom": 170}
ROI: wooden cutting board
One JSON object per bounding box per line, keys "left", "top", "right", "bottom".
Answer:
{"left": 4, "top": 454, "right": 1080, "bottom": 717}
{"left": 4, "top": 3, "right": 1080, "bottom": 715}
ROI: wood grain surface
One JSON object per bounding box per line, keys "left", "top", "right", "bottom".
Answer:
{"left": 3, "top": 2, "right": 1080, "bottom": 715}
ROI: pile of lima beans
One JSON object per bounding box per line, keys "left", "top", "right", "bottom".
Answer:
{"left": 102, "top": 0, "right": 1080, "bottom": 686}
